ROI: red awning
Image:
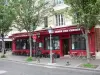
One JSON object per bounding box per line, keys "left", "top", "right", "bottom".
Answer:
{"left": 34, "top": 25, "right": 82, "bottom": 35}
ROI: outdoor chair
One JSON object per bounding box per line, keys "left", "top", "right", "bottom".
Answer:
{"left": 70, "top": 52, "right": 78, "bottom": 59}
{"left": 42, "top": 53, "right": 49, "bottom": 58}
{"left": 78, "top": 52, "right": 86, "bottom": 59}
{"left": 90, "top": 52, "right": 95, "bottom": 60}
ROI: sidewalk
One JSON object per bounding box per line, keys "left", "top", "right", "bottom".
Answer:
{"left": 1, "top": 51, "right": 100, "bottom": 71}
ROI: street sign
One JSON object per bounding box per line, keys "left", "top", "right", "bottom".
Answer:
{"left": 32, "top": 34, "right": 37, "bottom": 40}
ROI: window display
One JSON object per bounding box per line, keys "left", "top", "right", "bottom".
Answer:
{"left": 39, "top": 42, "right": 43, "bottom": 48}
{"left": 44, "top": 36, "right": 60, "bottom": 50}
{"left": 71, "top": 34, "right": 86, "bottom": 50}
{"left": 15, "top": 38, "right": 33, "bottom": 50}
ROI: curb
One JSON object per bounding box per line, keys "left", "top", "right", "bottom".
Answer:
{"left": 1, "top": 58, "right": 100, "bottom": 72}
{"left": 46, "top": 63, "right": 100, "bottom": 72}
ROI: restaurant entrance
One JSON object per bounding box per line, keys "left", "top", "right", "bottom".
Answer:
{"left": 63, "top": 39, "right": 69, "bottom": 55}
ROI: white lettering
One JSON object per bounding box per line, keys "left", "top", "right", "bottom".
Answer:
{"left": 15, "top": 35, "right": 28, "bottom": 37}
{"left": 54, "top": 28, "right": 80, "bottom": 33}
{"left": 55, "top": 30, "right": 62, "bottom": 33}
{"left": 63, "top": 30, "right": 69, "bottom": 32}
{"left": 69, "top": 29, "right": 80, "bottom": 32}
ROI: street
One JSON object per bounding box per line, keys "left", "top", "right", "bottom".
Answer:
{"left": 0, "top": 60, "right": 100, "bottom": 75}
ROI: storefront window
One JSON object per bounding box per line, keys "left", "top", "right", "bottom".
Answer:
{"left": 39, "top": 42, "right": 43, "bottom": 48}
{"left": 71, "top": 34, "right": 86, "bottom": 50}
{"left": 16, "top": 39, "right": 20, "bottom": 50}
{"left": 15, "top": 38, "right": 33, "bottom": 50}
{"left": 44, "top": 36, "right": 60, "bottom": 50}
{"left": 54, "top": 0, "right": 64, "bottom": 5}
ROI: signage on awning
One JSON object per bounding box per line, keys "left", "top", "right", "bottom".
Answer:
{"left": 54, "top": 28, "right": 81, "bottom": 33}
{"left": 14, "top": 35, "right": 28, "bottom": 37}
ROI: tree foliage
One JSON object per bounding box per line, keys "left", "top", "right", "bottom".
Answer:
{"left": 64, "top": 0, "right": 100, "bottom": 29}
{"left": 0, "top": 0, "right": 15, "bottom": 35}
{"left": 11, "top": 0, "right": 53, "bottom": 32}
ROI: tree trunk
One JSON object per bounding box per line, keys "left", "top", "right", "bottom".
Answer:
{"left": 1, "top": 34, "right": 5, "bottom": 55}
{"left": 29, "top": 32, "right": 32, "bottom": 57}
{"left": 85, "top": 30, "right": 90, "bottom": 63}
{"left": 34, "top": 40, "right": 36, "bottom": 57}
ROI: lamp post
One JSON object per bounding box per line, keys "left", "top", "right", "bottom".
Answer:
{"left": 48, "top": 26, "right": 54, "bottom": 63}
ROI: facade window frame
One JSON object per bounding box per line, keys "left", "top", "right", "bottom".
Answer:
{"left": 44, "top": 36, "right": 60, "bottom": 50}
{"left": 15, "top": 38, "right": 34, "bottom": 50}
{"left": 55, "top": 14, "right": 65, "bottom": 26}
{"left": 71, "top": 34, "right": 86, "bottom": 50}
{"left": 54, "top": 0, "right": 64, "bottom": 5}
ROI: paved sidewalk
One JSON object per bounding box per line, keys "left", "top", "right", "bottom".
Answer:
{"left": 1, "top": 51, "right": 100, "bottom": 71}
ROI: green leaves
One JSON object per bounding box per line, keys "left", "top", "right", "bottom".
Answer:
{"left": 0, "top": 0, "right": 14, "bottom": 35}
{"left": 11, "top": 0, "right": 53, "bottom": 32}
{"left": 64, "top": 0, "right": 100, "bottom": 29}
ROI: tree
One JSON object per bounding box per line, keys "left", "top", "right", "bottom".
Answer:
{"left": 0, "top": 0, "right": 15, "bottom": 57}
{"left": 64, "top": 0, "right": 100, "bottom": 63}
{"left": 11, "top": 0, "right": 53, "bottom": 57}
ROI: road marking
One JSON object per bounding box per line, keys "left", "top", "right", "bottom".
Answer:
{"left": 43, "top": 66, "right": 57, "bottom": 68}
{"left": 27, "top": 63, "right": 57, "bottom": 68}
{"left": 27, "top": 64, "right": 34, "bottom": 65}
{"left": 0, "top": 70, "right": 7, "bottom": 74}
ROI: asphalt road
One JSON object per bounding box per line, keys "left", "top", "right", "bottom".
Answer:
{"left": 0, "top": 60, "right": 100, "bottom": 75}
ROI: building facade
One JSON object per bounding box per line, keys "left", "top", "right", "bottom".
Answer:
{"left": 11, "top": 0, "right": 99, "bottom": 58}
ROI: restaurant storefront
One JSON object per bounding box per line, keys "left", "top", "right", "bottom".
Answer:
{"left": 11, "top": 26, "right": 95, "bottom": 57}
{"left": 35, "top": 26, "right": 95, "bottom": 57}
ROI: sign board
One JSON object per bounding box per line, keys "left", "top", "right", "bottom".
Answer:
{"left": 32, "top": 34, "right": 37, "bottom": 40}
{"left": 54, "top": 28, "right": 81, "bottom": 33}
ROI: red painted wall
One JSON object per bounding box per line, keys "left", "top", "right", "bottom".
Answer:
{"left": 11, "top": 26, "right": 96, "bottom": 57}
{"left": 12, "top": 39, "right": 16, "bottom": 52}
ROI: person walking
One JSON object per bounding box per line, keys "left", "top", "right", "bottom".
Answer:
{"left": 36, "top": 47, "right": 41, "bottom": 63}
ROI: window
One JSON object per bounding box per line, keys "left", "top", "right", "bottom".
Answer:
{"left": 71, "top": 34, "right": 86, "bottom": 50}
{"left": 54, "top": 0, "right": 64, "bottom": 5}
{"left": 16, "top": 39, "right": 21, "bottom": 50}
{"left": 44, "top": 16, "right": 48, "bottom": 27}
{"left": 55, "top": 14, "right": 65, "bottom": 26}
{"left": 15, "top": 38, "right": 33, "bottom": 50}
{"left": 44, "top": 36, "right": 60, "bottom": 50}
{"left": 39, "top": 42, "right": 43, "bottom": 48}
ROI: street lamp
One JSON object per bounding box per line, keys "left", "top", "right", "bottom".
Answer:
{"left": 48, "top": 26, "right": 54, "bottom": 63}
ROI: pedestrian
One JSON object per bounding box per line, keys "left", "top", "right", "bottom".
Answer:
{"left": 4, "top": 49, "right": 6, "bottom": 54}
{"left": 36, "top": 47, "right": 41, "bottom": 63}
